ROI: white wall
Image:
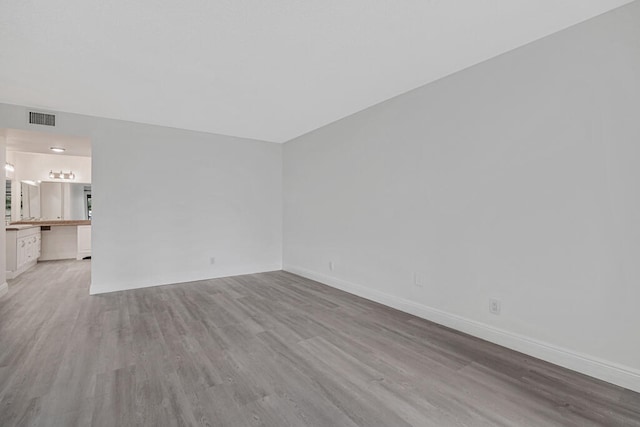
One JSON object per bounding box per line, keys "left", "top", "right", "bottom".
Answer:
{"left": 283, "top": 3, "right": 640, "bottom": 392}
{"left": 39, "top": 226, "right": 78, "bottom": 261}
{"left": 0, "top": 104, "right": 283, "bottom": 294}
{"left": 90, "top": 125, "right": 282, "bottom": 293}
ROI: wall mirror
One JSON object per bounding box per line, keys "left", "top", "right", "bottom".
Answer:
{"left": 5, "top": 179, "right": 11, "bottom": 222}
{"left": 39, "top": 182, "right": 91, "bottom": 220}
{"left": 20, "top": 181, "right": 40, "bottom": 219}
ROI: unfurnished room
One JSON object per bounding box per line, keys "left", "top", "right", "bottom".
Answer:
{"left": 0, "top": 1, "right": 639, "bottom": 426}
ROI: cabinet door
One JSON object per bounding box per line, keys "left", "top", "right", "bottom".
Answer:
{"left": 78, "top": 225, "right": 91, "bottom": 253}
{"left": 26, "top": 238, "right": 33, "bottom": 262}
{"left": 77, "top": 226, "right": 92, "bottom": 255}
{"left": 36, "top": 234, "right": 41, "bottom": 258}
{"left": 17, "top": 238, "right": 27, "bottom": 269}
{"left": 29, "top": 236, "right": 37, "bottom": 261}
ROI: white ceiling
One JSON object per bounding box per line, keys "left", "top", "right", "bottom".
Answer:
{"left": 1, "top": 129, "right": 91, "bottom": 157}
{"left": 0, "top": 0, "right": 633, "bottom": 143}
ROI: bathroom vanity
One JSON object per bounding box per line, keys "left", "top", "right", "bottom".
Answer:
{"left": 5, "top": 179, "right": 92, "bottom": 278}
{"left": 6, "top": 224, "right": 42, "bottom": 279}
{"left": 10, "top": 220, "right": 92, "bottom": 262}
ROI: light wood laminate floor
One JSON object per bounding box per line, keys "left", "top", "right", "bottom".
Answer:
{"left": 0, "top": 260, "right": 638, "bottom": 426}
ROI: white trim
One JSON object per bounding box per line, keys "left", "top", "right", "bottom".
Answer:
{"left": 285, "top": 265, "right": 640, "bottom": 393}
{"left": 6, "top": 259, "right": 38, "bottom": 280}
{"left": 0, "top": 282, "right": 8, "bottom": 297}
{"left": 90, "top": 263, "right": 283, "bottom": 295}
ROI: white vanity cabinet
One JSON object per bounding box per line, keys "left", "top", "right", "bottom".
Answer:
{"left": 6, "top": 226, "right": 41, "bottom": 279}
{"left": 76, "top": 225, "right": 92, "bottom": 260}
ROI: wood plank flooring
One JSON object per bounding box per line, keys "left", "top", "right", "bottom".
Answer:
{"left": 0, "top": 260, "right": 638, "bottom": 426}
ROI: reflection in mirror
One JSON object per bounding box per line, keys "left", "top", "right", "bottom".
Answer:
{"left": 21, "top": 181, "right": 40, "bottom": 219}
{"left": 5, "top": 179, "right": 11, "bottom": 223}
{"left": 39, "top": 182, "right": 91, "bottom": 220}
{"left": 66, "top": 183, "right": 92, "bottom": 220}
{"left": 85, "top": 186, "right": 92, "bottom": 220}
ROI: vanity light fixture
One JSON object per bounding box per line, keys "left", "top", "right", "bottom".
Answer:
{"left": 50, "top": 147, "right": 66, "bottom": 153}
{"left": 5, "top": 163, "right": 15, "bottom": 172}
{"left": 49, "top": 170, "right": 76, "bottom": 180}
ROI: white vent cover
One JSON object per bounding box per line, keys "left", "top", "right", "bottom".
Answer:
{"left": 28, "top": 111, "right": 56, "bottom": 126}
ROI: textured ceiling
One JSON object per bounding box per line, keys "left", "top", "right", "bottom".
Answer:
{"left": 0, "top": 0, "right": 634, "bottom": 142}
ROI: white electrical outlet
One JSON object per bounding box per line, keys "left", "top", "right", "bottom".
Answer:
{"left": 489, "top": 298, "right": 501, "bottom": 315}
{"left": 210, "top": 257, "right": 216, "bottom": 265}
{"left": 329, "top": 261, "right": 335, "bottom": 271}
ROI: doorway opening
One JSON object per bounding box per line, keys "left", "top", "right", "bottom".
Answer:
{"left": 3, "top": 128, "right": 92, "bottom": 280}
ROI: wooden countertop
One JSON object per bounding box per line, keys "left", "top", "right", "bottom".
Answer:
{"left": 10, "top": 220, "right": 91, "bottom": 227}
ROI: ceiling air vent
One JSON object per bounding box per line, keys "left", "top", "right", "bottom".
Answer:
{"left": 28, "top": 111, "right": 56, "bottom": 126}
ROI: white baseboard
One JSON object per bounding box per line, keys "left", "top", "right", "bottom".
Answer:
{"left": 90, "top": 263, "right": 283, "bottom": 295}
{"left": 285, "top": 265, "right": 640, "bottom": 393}
{"left": 0, "top": 282, "right": 8, "bottom": 298}
{"left": 6, "top": 259, "right": 38, "bottom": 280}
